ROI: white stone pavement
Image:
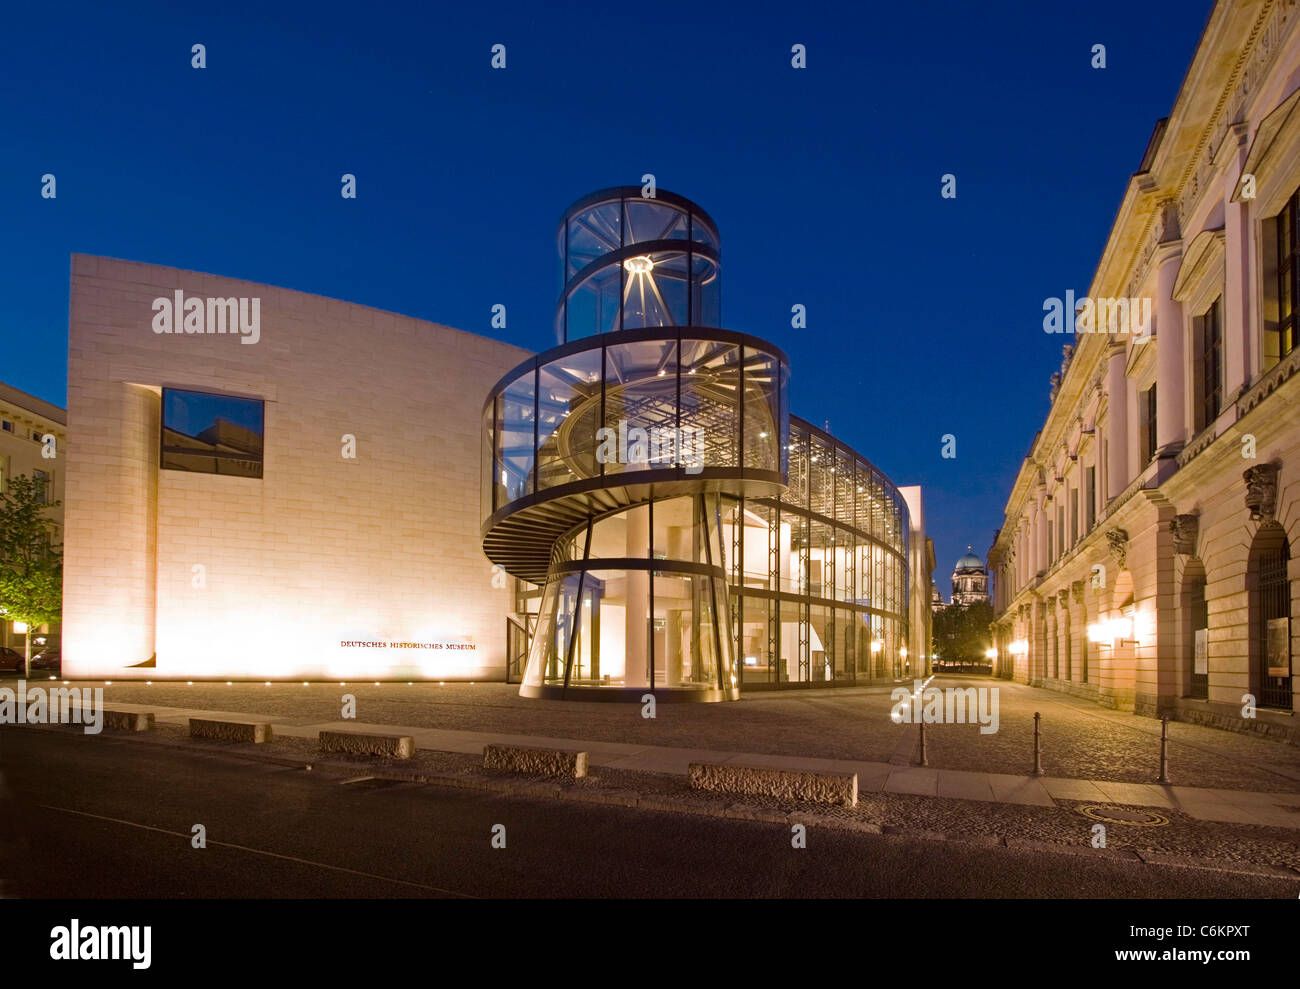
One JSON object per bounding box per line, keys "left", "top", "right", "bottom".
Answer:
{"left": 83, "top": 700, "right": 1300, "bottom": 831}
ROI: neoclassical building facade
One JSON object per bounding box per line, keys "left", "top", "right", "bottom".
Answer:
{"left": 989, "top": 0, "right": 1300, "bottom": 740}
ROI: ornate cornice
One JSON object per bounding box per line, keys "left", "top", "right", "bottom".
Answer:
{"left": 1128, "top": 201, "right": 1181, "bottom": 300}
{"left": 1176, "top": 0, "right": 1300, "bottom": 230}
{"left": 1239, "top": 340, "right": 1300, "bottom": 416}
{"left": 1176, "top": 419, "right": 1220, "bottom": 468}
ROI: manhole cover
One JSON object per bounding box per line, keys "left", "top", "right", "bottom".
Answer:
{"left": 1077, "top": 804, "right": 1170, "bottom": 827}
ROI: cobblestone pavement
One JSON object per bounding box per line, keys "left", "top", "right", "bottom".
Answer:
{"left": 919, "top": 677, "right": 1300, "bottom": 792}
{"left": 95, "top": 724, "right": 1300, "bottom": 874}
{"left": 51, "top": 672, "right": 1300, "bottom": 793}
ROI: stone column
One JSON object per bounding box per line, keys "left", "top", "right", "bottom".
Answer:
{"left": 1126, "top": 374, "right": 1142, "bottom": 482}
{"left": 1015, "top": 606, "right": 1025, "bottom": 683}
{"left": 1055, "top": 587, "right": 1066, "bottom": 680}
{"left": 1155, "top": 247, "right": 1185, "bottom": 454}
{"left": 1147, "top": 504, "right": 1180, "bottom": 718}
{"left": 1224, "top": 125, "right": 1251, "bottom": 399}
{"left": 1018, "top": 527, "right": 1027, "bottom": 588}
{"left": 1071, "top": 580, "right": 1087, "bottom": 683}
{"left": 1032, "top": 598, "right": 1048, "bottom": 685}
{"left": 1045, "top": 600, "right": 1057, "bottom": 681}
{"left": 1035, "top": 499, "right": 1048, "bottom": 576}
{"left": 1106, "top": 344, "right": 1129, "bottom": 498}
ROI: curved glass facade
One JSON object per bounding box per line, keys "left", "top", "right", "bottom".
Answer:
{"left": 482, "top": 324, "right": 789, "bottom": 700}
{"left": 483, "top": 329, "right": 788, "bottom": 525}
{"left": 525, "top": 495, "right": 734, "bottom": 696}
{"left": 511, "top": 423, "right": 912, "bottom": 696}
{"left": 483, "top": 187, "right": 911, "bottom": 700}
{"left": 722, "top": 418, "right": 911, "bottom": 686}
{"left": 557, "top": 188, "right": 721, "bottom": 343}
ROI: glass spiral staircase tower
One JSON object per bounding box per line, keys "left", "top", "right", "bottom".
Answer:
{"left": 482, "top": 188, "right": 790, "bottom": 700}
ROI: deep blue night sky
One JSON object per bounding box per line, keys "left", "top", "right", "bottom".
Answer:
{"left": 0, "top": 0, "right": 1215, "bottom": 595}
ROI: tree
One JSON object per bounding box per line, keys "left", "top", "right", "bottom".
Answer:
{"left": 0, "top": 474, "right": 62, "bottom": 678}
{"left": 932, "top": 601, "right": 996, "bottom": 667}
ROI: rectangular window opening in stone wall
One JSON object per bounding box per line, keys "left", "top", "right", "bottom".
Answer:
{"left": 1265, "top": 186, "right": 1300, "bottom": 369}
{"left": 1141, "top": 384, "right": 1158, "bottom": 465}
{"left": 1084, "top": 466, "right": 1096, "bottom": 532}
{"left": 160, "top": 388, "right": 265, "bottom": 478}
{"left": 1193, "top": 296, "right": 1223, "bottom": 432}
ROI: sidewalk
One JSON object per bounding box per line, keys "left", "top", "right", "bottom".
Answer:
{"left": 92, "top": 699, "right": 1300, "bottom": 831}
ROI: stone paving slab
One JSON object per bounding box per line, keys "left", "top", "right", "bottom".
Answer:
{"left": 1090, "top": 782, "right": 1179, "bottom": 808}
{"left": 602, "top": 747, "right": 747, "bottom": 773}
{"left": 884, "top": 768, "right": 939, "bottom": 796}
{"left": 1039, "top": 777, "right": 1110, "bottom": 801}
{"left": 1205, "top": 786, "right": 1300, "bottom": 808}
{"left": 985, "top": 773, "right": 1056, "bottom": 807}
{"left": 937, "top": 770, "right": 996, "bottom": 802}
{"left": 843, "top": 764, "right": 893, "bottom": 790}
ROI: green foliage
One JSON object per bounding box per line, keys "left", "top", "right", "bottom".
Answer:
{"left": 932, "top": 600, "right": 995, "bottom": 663}
{"left": 0, "top": 474, "right": 63, "bottom": 669}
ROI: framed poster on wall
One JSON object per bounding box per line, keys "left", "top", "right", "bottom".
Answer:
{"left": 1266, "top": 617, "right": 1290, "bottom": 678}
{"left": 1193, "top": 627, "right": 1208, "bottom": 675}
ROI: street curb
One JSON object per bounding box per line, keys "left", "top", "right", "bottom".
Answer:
{"left": 1133, "top": 850, "right": 1300, "bottom": 878}
{"left": 725, "top": 803, "right": 802, "bottom": 825}
{"left": 1004, "top": 837, "right": 1141, "bottom": 860}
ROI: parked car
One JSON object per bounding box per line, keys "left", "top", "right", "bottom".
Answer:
{"left": 30, "top": 647, "right": 61, "bottom": 672}
{"left": 0, "top": 647, "right": 25, "bottom": 674}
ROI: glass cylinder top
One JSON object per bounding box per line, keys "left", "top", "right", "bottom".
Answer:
{"left": 556, "top": 187, "right": 721, "bottom": 343}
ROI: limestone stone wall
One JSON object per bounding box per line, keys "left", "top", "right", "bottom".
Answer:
{"left": 63, "top": 255, "right": 530, "bottom": 680}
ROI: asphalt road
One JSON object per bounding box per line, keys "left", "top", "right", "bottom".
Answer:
{"left": 1, "top": 728, "right": 1296, "bottom": 898}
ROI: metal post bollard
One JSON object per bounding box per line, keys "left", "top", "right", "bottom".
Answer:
{"left": 1032, "top": 711, "right": 1042, "bottom": 777}
{"left": 918, "top": 720, "right": 928, "bottom": 767}
{"left": 1157, "top": 715, "right": 1170, "bottom": 784}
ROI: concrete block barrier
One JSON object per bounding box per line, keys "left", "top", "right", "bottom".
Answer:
{"left": 483, "top": 743, "right": 588, "bottom": 778}
{"left": 319, "top": 730, "right": 415, "bottom": 759}
{"left": 688, "top": 762, "right": 858, "bottom": 807}
{"left": 189, "top": 718, "right": 272, "bottom": 744}
{"left": 103, "top": 710, "right": 154, "bottom": 732}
